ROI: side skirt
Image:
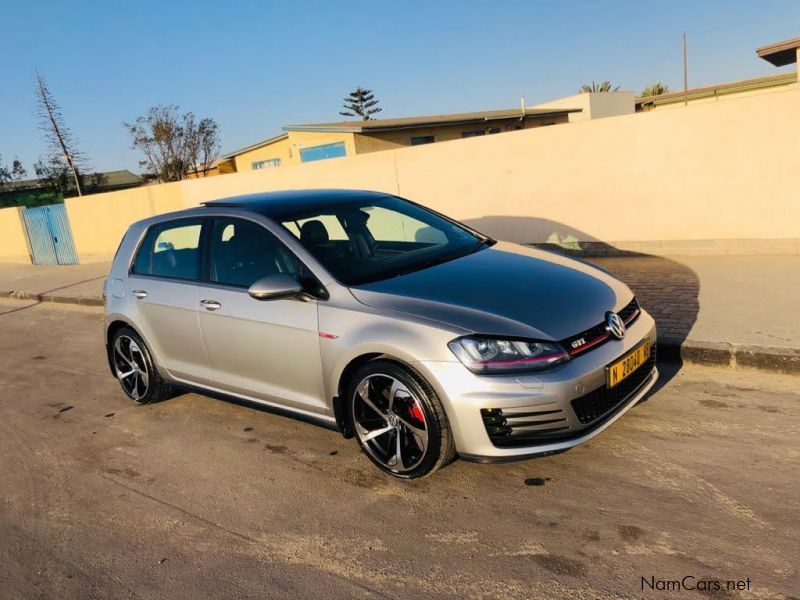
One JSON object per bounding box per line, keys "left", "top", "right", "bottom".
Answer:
{"left": 169, "top": 380, "right": 339, "bottom": 432}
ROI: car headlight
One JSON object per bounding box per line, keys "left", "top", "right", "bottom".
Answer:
{"left": 448, "top": 336, "right": 570, "bottom": 374}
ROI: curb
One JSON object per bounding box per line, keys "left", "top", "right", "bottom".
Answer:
{"left": 0, "top": 290, "right": 104, "bottom": 307}
{"left": 658, "top": 335, "right": 800, "bottom": 375}
{"left": 2, "top": 290, "right": 798, "bottom": 375}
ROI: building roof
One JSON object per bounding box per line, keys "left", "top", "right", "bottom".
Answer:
{"left": 100, "top": 169, "right": 143, "bottom": 188}
{"left": 1, "top": 169, "right": 141, "bottom": 193}
{"left": 756, "top": 36, "right": 800, "bottom": 67}
{"left": 204, "top": 189, "right": 391, "bottom": 217}
{"left": 282, "top": 107, "right": 579, "bottom": 133}
{"left": 635, "top": 71, "right": 797, "bottom": 107}
{"left": 221, "top": 133, "right": 289, "bottom": 159}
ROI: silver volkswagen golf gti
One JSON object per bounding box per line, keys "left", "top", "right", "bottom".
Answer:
{"left": 105, "top": 190, "right": 658, "bottom": 479}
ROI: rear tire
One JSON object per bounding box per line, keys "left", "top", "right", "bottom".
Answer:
{"left": 348, "top": 359, "right": 456, "bottom": 479}
{"left": 110, "top": 327, "right": 171, "bottom": 405}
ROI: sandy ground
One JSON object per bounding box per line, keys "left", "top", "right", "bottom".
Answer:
{"left": 0, "top": 299, "right": 797, "bottom": 599}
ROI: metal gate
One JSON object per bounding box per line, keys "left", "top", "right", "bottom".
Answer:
{"left": 21, "top": 204, "right": 79, "bottom": 265}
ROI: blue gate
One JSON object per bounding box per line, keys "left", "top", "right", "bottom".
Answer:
{"left": 21, "top": 204, "right": 79, "bottom": 265}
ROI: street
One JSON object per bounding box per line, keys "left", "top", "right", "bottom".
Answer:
{"left": 0, "top": 299, "right": 797, "bottom": 599}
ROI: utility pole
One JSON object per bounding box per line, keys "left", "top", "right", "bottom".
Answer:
{"left": 683, "top": 33, "right": 689, "bottom": 107}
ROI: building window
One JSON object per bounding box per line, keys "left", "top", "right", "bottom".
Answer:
{"left": 410, "top": 135, "right": 434, "bottom": 146}
{"left": 299, "top": 142, "right": 347, "bottom": 163}
{"left": 461, "top": 130, "right": 485, "bottom": 138}
{"left": 488, "top": 127, "right": 501, "bottom": 134}
{"left": 252, "top": 158, "right": 281, "bottom": 170}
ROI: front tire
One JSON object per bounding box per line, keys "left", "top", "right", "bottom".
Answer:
{"left": 348, "top": 360, "right": 456, "bottom": 479}
{"left": 110, "top": 327, "right": 171, "bottom": 405}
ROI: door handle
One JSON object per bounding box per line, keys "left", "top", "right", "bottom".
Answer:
{"left": 132, "top": 290, "right": 148, "bottom": 299}
{"left": 200, "top": 299, "right": 222, "bottom": 311}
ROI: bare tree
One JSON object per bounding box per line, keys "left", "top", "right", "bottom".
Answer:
{"left": 196, "top": 118, "right": 220, "bottom": 176}
{"left": 34, "top": 156, "right": 107, "bottom": 196}
{"left": 0, "top": 156, "right": 10, "bottom": 189}
{"left": 34, "top": 71, "right": 85, "bottom": 196}
{"left": 340, "top": 87, "right": 382, "bottom": 120}
{"left": 0, "top": 156, "right": 25, "bottom": 190}
{"left": 11, "top": 159, "right": 26, "bottom": 180}
{"left": 125, "top": 105, "right": 221, "bottom": 182}
{"left": 33, "top": 156, "right": 73, "bottom": 196}
{"left": 184, "top": 117, "right": 221, "bottom": 177}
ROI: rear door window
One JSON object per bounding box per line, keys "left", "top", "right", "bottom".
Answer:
{"left": 132, "top": 220, "right": 203, "bottom": 281}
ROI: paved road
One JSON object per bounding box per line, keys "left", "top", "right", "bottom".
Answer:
{"left": 0, "top": 300, "right": 798, "bottom": 599}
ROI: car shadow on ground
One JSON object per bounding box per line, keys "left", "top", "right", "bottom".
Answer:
{"left": 462, "top": 215, "right": 700, "bottom": 393}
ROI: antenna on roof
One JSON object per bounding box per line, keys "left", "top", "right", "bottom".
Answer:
{"left": 520, "top": 96, "right": 526, "bottom": 115}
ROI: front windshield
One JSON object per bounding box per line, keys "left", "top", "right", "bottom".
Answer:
{"left": 278, "top": 196, "right": 487, "bottom": 286}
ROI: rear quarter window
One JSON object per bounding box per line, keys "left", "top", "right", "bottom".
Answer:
{"left": 132, "top": 220, "right": 203, "bottom": 281}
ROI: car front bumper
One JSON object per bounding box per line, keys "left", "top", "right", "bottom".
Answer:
{"left": 416, "top": 310, "right": 658, "bottom": 461}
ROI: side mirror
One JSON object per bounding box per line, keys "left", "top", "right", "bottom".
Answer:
{"left": 248, "top": 274, "right": 303, "bottom": 301}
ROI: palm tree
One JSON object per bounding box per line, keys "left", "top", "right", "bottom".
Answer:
{"left": 641, "top": 82, "right": 670, "bottom": 97}
{"left": 579, "top": 80, "right": 621, "bottom": 93}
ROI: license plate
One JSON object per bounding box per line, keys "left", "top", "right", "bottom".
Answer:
{"left": 607, "top": 339, "right": 651, "bottom": 388}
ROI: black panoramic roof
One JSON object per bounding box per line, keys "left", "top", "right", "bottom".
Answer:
{"left": 203, "top": 189, "right": 394, "bottom": 217}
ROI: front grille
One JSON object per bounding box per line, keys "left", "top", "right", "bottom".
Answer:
{"left": 561, "top": 297, "right": 641, "bottom": 357}
{"left": 618, "top": 297, "right": 641, "bottom": 323}
{"left": 571, "top": 344, "right": 656, "bottom": 424}
{"left": 480, "top": 405, "right": 571, "bottom": 448}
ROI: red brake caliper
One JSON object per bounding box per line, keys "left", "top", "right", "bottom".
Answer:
{"left": 408, "top": 400, "right": 425, "bottom": 424}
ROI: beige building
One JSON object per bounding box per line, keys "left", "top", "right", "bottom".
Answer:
{"left": 532, "top": 91, "right": 635, "bottom": 122}
{"left": 184, "top": 158, "right": 237, "bottom": 179}
{"left": 637, "top": 36, "right": 800, "bottom": 111}
{"left": 223, "top": 106, "right": 578, "bottom": 173}
{"left": 219, "top": 36, "right": 800, "bottom": 172}
{"left": 635, "top": 71, "right": 796, "bottom": 111}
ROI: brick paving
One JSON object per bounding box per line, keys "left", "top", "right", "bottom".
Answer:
{"left": 587, "top": 256, "right": 700, "bottom": 343}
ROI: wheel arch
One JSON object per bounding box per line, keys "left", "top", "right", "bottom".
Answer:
{"left": 106, "top": 319, "right": 136, "bottom": 375}
{"left": 333, "top": 352, "right": 428, "bottom": 438}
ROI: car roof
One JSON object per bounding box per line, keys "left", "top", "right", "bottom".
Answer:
{"left": 202, "top": 189, "right": 395, "bottom": 217}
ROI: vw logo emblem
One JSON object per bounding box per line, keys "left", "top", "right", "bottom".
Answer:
{"left": 605, "top": 312, "right": 626, "bottom": 340}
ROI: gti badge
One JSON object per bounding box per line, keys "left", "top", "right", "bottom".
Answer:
{"left": 605, "top": 312, "right": 626, "bottom": 340}
{"left": 571, "top": 338, "right": 587, "bottom": 349}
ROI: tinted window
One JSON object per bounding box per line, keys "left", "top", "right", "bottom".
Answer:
{"left": 362, "top": 205, "right": 447, "bottom": 244}
{"left": 210, "top": 218, "right": 300, "bottom": 288}
{"left": 283, "top": 214, "right": 347, "bottom": 240}
{"left": 133, "top": 221, "right": 202, "bottom": 281}
{"left": 279, "top": 196, "right": 487, "bottom": 286}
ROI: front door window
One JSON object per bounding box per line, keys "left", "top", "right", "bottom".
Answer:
{"left": 209, "top": 218, "right": 300, "bottom": 287}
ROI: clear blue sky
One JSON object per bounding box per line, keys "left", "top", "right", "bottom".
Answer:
{"left": 1, "top": 0, "right": 798, "bottom": 173}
